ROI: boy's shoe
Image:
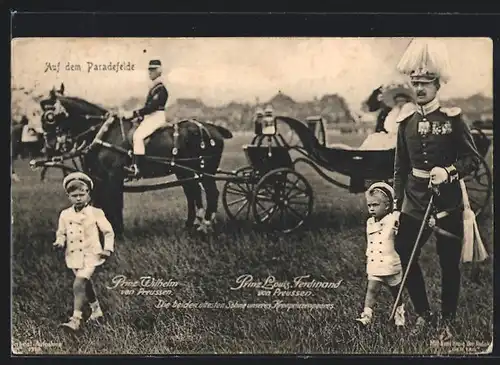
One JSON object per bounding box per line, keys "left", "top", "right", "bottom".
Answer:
{"left": 394, "top": 304, "right": 406, "bottom": 327}
{"left": 355, "top": 312, "right": 373, "bottom": 326}
{"left": 87, "top": 308, "right": 104, "bottom": 323}
{"left": 60, "top": 316, "right": 81, "bottom": 331}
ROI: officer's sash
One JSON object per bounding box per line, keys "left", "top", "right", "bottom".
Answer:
{"left": 460, "top": 179, "right": 488, "bottom": 263}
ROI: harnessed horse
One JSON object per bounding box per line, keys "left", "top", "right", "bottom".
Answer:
{"left": 37, "top": 91, "right": 233, "bottom": 237}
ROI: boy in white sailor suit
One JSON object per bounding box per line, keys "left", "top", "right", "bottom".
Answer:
{"left": 120, "top": 59, "right": 169, "bottom": 177}
{"left": 53, "top": 172, "right": 115, "bottom": 331}
{"left": 356, "top": 182, "right": 406, "bottom": 327}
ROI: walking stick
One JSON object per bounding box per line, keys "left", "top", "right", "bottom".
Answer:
{"left": 389, "top": 193, "right": 435, "bottom": 321}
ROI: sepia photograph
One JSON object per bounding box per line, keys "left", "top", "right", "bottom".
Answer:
{"left": 11, "top": 36, "right": 493, "bottom": 355}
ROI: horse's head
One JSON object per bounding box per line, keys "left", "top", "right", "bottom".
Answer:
{"left": 363, "top": 86, "right": 387, "bottom": 112}
{"left": 39, "top": 88, "right": 109, "bottom": 155}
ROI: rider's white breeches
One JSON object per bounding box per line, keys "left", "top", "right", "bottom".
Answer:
{"left": 133, "top": 111, "right": 166, "bottom": 155}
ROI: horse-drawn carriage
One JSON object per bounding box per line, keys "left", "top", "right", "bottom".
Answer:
{"left": 221, "top": 113, "right": 492, "bottom": 232}
{"left": 30, "top": 92, "right": 493, "bottom": 235}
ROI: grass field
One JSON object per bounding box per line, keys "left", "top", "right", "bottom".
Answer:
{"left": 11, "top": 133, "right": 494, "bottom": 355}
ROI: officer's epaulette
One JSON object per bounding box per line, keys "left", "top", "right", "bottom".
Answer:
{"left": 439, "top": 107, "right": 462, "bottom": 117}
{"left": 396, "top": 103, "right": 417, "bottom": 123}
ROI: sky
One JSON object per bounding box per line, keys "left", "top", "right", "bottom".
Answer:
{"left": 11, "top": 37, "right": 493, "bottom": 113}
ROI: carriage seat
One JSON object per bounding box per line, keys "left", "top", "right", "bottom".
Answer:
{"left": 243, "top": 144, "right": 293, "bottom": 174}
{"left": 326, "top": 131, "right": 397, "bottom": 151}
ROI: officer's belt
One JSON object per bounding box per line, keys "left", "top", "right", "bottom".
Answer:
{"left": 410, "top": 168, "right": 461, "bottom": 239}
{"left": 412, "top": 167, "right": 431, "bottom": 179}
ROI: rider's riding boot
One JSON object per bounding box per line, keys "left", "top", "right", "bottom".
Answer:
{"left": 125, "top": 154, "right": 141, "bottom": 177}
{"left": 132, "top": 154, "right": 144, "bottom": 177}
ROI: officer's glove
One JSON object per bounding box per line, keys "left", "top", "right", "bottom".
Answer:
{"left": 430, "top": 166, "right": 449, "bottom": 185}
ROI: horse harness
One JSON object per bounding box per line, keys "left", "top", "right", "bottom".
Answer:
{"left": 170, "top": 119, "right": 216, "bottom": 170}
{"left": 88, "top": 114, "right": 218, "bottom": 171}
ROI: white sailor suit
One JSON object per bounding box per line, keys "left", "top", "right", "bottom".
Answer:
{"left": 365, "top": 212, "right": 402, "bottom": 286}
{"left": 55, "top": 205, "right": 115, "bottom": 275}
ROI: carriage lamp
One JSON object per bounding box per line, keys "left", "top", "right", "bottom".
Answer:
{"left": 262, "top": 105, "right": 277, "bottom": 136}
{"left": 254, "top": 108, "right": 264, "bottom": 135}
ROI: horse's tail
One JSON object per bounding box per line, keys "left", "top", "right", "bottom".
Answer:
{"left": 201, "top": 121, "right": 233, "bottom": 139}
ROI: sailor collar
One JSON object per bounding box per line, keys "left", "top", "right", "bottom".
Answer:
{"left": 72, "top": 204, "right": 91, "bottom": 215}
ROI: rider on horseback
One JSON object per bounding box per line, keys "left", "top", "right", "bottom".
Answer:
{"left": 121, "top": 59, "right": 169, "bottom": 177}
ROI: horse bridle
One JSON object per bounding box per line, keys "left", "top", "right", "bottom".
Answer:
{"left": 43, "top": 111, "right": 111, "bottom": 155}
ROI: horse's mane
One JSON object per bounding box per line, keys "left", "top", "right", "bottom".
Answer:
{"left": 59, "top": 96, "right": 109, "bottom": 116}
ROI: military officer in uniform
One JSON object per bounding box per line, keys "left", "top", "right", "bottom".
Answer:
{"left": 121, "top": 59, "right": 169, "bottom": 177}
{"left": 392, "top": 39, "right": 481, "bottom": 335}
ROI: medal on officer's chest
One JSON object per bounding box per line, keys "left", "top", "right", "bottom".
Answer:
{"left": 418, "top": 117, "right": 431, "bottom": 136}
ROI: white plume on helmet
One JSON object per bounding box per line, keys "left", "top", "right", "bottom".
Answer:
{"left": 396, "top": 38, "right": 452, "bottom": 84}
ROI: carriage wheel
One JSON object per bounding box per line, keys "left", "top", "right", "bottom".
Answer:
{"left": 471, "top": 127, "right": 491, "bottom": 157}
{"left": 251, "top": 168, "right": 313, "bottom": 233}
{"left": 463, "top": 154, "right": 492, "bottom": 219}
{"left": 222, "top": 165, "right": 258, "bottom": 221}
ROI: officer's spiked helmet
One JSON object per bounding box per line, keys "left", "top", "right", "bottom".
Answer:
{"left": 396, "top": 38, "right": 452, "bottom": 84}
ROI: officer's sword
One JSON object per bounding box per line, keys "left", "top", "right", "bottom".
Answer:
{"left": 389, "top": 193, "right": 435, "bottom": 322}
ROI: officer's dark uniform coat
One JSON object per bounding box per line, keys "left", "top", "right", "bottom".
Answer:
{"left": 393, "top": 100, "right": 481, "bottom": 220}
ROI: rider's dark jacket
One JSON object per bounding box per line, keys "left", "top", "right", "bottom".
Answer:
{"left": 133, "top": 77, "right": 169, "bottom": 118}
{"left": 393, "top": 98, "right": 481, "bottom": 220}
